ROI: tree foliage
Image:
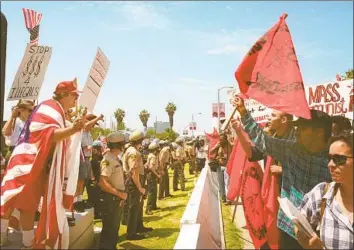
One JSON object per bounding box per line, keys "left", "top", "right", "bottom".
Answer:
{"left": 165, "top": 102, "right": 177, "bottom": 129}
{"left": 345, "top": 68, "right": 354, "bottom": 80}
{"left": 90, "top": 127, "right": 113, "bottom": 140}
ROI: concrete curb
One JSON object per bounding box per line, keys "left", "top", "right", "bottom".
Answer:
{"left": 229, "top": 202, "right": 254, "bottom": 250}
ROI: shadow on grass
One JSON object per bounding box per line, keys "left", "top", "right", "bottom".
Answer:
{"left": 160, "top": 203, "right": 185, "bottom": 212}
{"left": 144, "top": 213, "right": 171, "bottom": 222}
{"left": 118, "top": 242, "right": 149, "bottom": 249}
{"left": 147, "top": 227, "right": 180, "bottom": 238}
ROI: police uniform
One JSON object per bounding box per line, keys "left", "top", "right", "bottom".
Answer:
{"left": 125, "top": 130, "right": 151, "bottom": 240}
{"left": 99, "top": 132, "right": 126, "bottom": 249}
{"left": 121, "top": 143, "right": 131, "bottom": 226}
{"left": 158, "top": 143, "right": 171, "bottom": 199}
{"left": 173, "top": 137, "right": 186, "bottom": 191}
{"left": 146, "top": 142, "right": 159, "bottom": 214}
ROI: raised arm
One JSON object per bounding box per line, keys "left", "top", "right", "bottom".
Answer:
{"left": 232, "top": 96, "right": 296, "bottom": 163}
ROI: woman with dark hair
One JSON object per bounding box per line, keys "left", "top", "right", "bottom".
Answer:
{"left": 295, "top": 132, "right": 353, "bottom": 249}
{"left": 331, "top": 115, "right": 352, "bottom": 136}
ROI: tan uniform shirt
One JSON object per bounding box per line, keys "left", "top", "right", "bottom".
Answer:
{"left": 100, "top": 152, "right": 125, "bottom": 191}
{"left": 175, "top": 146, "right": 185, "bottom": 161}
{"left": 125, "top": 146, "right": 144, "bottom": 175}
{"left": 147, "top": 153, "right": 158, "bottom": 172}
{"left": 159, "top": 147, "right": 170, "bottom": 170}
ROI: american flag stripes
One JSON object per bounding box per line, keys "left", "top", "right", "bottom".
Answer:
{"left": 22, "top": 8, "right": 42, "bottom": 44}
{"left": 1, "top": 99, "right": 81, "bottom": 249}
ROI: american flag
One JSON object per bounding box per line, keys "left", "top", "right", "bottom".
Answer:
{"left": 22, "top": 8, "right": 42, "bottom": 44}
{"left": 1, "top": 99, "right": 79, "bottom": 249}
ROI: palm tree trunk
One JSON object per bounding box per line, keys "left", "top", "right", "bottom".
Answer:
{"left": 169, "top": 115, "right": 174, "bottom": 129}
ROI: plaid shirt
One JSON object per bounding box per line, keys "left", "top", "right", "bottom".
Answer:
{"left": 299, "top": 182, "right": 354, "bottom": 250}
{"left": 241, "top": 113, "right": 332, "bottom": 238}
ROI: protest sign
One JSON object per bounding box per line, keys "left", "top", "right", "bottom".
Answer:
{"left": 79, "top": 47, "right": 110, "bottom": 112}
{"left": 7, "top": 43, "right": 52, "bottom": 101}
{"left": 227, "top": 89, "right": 271, "bottom": 123}
{"left": 304, "top": 79, "right": 353, "bottom": 119}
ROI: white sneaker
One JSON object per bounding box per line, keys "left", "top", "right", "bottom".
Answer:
{"left": 0, "top": 231, "right": 11, "bottom": 247}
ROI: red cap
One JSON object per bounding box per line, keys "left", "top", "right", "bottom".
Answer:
{"left": 54, "top": 78, "right": 82, "bottom": 95}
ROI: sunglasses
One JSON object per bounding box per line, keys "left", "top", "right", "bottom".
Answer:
{"left": 328, "top": 154, "right": 354, "bottom": 166}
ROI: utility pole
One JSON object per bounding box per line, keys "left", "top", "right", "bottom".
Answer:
{"left": 217, "top": 86, "right": 234, "bottom": 132}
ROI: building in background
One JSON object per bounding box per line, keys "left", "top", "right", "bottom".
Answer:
{"left": 149, "top": 121, "right": 170, "bottom": 133}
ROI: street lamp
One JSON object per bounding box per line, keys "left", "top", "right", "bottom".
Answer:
{"left": 191, "top": 112, "right": 202, "bottom": 138}
{"left": 217, "top": 86, "right": 234, "bottom": 132}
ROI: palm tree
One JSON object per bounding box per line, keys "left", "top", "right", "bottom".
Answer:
{"left": 139, "top": 109, "right": 150, "bottom": 128}
{"left": 345, "top": 69, "right": 354, "bottom": 80}
{"left": 114, "top": 108, "right": 126, "bottom": 130}
{"left": 165, "top": 102, "right": 177, "bottom": 129}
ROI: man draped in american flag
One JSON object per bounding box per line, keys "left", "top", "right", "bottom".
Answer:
{"left": 1, "top": 79, "right": 85, "bottom": 249}
{"left": 22, "top": 8, "right": 42, "bottom": 44}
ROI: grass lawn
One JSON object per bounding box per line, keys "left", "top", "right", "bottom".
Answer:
{"left": 221, "top": 203, "right": 244, "bottom": 249}
{"left": 93, "top": 165, "right": 244, "bottom": 249}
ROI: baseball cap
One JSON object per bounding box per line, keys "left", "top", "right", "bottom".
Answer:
{"left": 292, "top": 110, "right": 332, "bottom": 134}
{"left": 54, "top": 78, "right": 82, "bottom": 95}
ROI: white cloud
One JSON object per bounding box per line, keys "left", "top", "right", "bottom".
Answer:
{"left": 207, "top": 45, "right": 249, "bottom": 55}
{"left": 116, "top": 2, "right": 170, "bottom": 29}
{"left": 226, "top": 6, "right": 233, "bottom": 11}
{"left": 197, "top": 28, "right": 264, "bottom": 56}
{"left": 67, "top": 1, "right": 171, "bottom": 30}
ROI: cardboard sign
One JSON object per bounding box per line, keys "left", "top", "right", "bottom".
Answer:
{"left": 244, "top": 98, "right": 271, "bottom": 123}
{"left": 7, "top": 43, "right": 52, "bottom": 101}
{"left": 227, "top": 89, "right": 271, "bottom": 123}
{"left": 79, "top": 47, "right": 110, "bottom": 112}
{"left": 304, "top": 79, "right": 353, "bottom": 119}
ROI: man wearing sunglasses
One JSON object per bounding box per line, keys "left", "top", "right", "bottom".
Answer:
{"left": 232, "top": 96, "right": 332, "bottom": 249}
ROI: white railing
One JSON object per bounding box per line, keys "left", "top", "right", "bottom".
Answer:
{"left": 174, "top": 165, "right": 225, "bottom": 249}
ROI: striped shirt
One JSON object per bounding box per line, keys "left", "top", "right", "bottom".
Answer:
{"left": 299, "top": 182, "right": 354, "bottom": 250}
{"left": 241, "top": 112, "right": 332, "bottom": 239}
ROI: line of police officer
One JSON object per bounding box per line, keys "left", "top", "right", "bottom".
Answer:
{"left": 97, "top": 130, "right": 194, "bottom": 248}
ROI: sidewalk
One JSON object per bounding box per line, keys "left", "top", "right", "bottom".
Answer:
{"left": 230, "top": 201, "right": 254, "bottom": 250}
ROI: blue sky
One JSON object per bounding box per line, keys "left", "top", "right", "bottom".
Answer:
{"left": 2, "top": 1, "right": 353, "bottom": 134}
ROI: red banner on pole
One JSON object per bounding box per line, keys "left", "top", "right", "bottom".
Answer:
{"left": 235, "top": 13, "right": 310, "bottom": 119}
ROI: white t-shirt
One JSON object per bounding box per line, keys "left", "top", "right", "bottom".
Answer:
{"left": 196, "top": 146, "right": 207, "bottom": 159}
{"left": 4, "top": 119, "right": 26, "bottom": 147}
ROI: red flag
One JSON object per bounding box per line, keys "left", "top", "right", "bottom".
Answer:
{"left": 261, "top": 156, "right": 280, "bottom": 249}
{"left": 205, "top": 128, "right": 220, "bottom": 160}
{"left": 235, "top": 13, "right": 311, "bottom": 119}
{"left": 226, "top": 139, "right": 247, "bottom": 201}
{"left": 240, "top": 159, "right": 267, "bottom": 248}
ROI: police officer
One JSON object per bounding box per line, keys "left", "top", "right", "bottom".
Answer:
{"left": 121, "top": 142, "right": 131, "bottom": 226}
{"left": 158, "top": 141, "right": 171, "bottom": 199}
{"left": 185, "top": 140, "right": 195, "bottom": 175}
{"left": 98, "top": 132, "right": 127, "bottom": 249}
{"left": 145, "top": 142, "right": 161, "bottom": 215}
{"left": 173, "top": 137, "right": 186, "bottom": 191}
{"left": 125, "top": 130, "right": 152, "bottom": 240}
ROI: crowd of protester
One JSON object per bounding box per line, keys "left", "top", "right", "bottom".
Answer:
{"left": 208, "top": 95, "right": 353, "bottom": 250}
{"left": 0, "top": 79, "right": 209, "bottom": 249}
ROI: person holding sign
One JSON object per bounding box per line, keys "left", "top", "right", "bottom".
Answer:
{"left": 1, "top": 79, "right": 85, "bottom": 249}
{"left": 295, "top": 132, "right": 353, "bottom": 250}
{"left": 231, "top": 95, "right": 332, "bottom": 249}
